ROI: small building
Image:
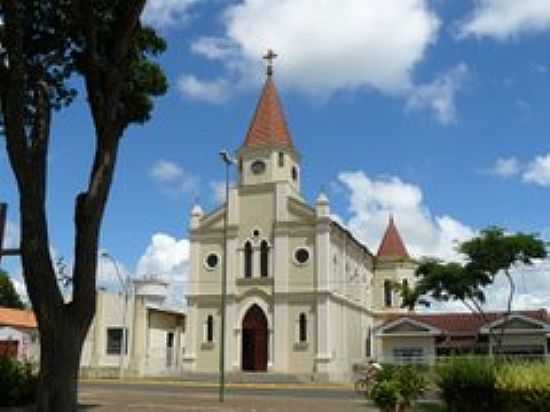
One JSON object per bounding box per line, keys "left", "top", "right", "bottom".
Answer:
{"left": 375, "top": 310, "right": 550, "bottom": 364}
{"left": 0, "top": 306, "right": 38, "bottom": 362}
{"left": 80, "top": 277, "right": 186, "bottom": 378}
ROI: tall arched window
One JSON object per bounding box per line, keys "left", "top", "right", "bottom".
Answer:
{"left": 244, "top": 241, "right": 253, "bottom": 278}
{"left": 299, "top": 313, "right": 307, "bottom": 343}
{"left": 260, "top": 240, "right": 269, "bottom": 278}
{"left": 384, "top": 280, "right": 393, "bottom": 307}
{"left": 206, "top": 315, "right": 214, "bottom": 342}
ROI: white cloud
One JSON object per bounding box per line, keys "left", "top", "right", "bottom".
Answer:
{"left": 178, "top": 75, "right": 231, "bottom": 104}
{"left": 136, "top": 233, "right": 190, "bottom": 304}
{"left": 459, "top": 0, "right": 550, "bottom": 40}
{"left": 489, "top": 157, "right": 521, "bottom": 177}
{"left": 181, "top": 0, "right": 466, "bottom": 123}
{"left": 337, "top": 171, "right": 475, "bottom": 261}
{"left": 142, "top": 0, "right": 201, "bottom": 28}
{"left": 523, "top": 154, "right": 550, "bottom": 187}
{"left": 406, "top": 63, "right": 469, "bottom": 125}
{"left": 150, "top": 160, "right": 199, "bottom": 195}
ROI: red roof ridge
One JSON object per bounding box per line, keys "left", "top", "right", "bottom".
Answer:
{"left": 242, "top": 76, "right": 294, "bottom": 149}
{"left": 377, "top": 215, "right": 409, "bottom": 259}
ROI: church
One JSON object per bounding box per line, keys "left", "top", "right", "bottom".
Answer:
{"left": 181, "top": 55, "right": 417, "bottom": 382}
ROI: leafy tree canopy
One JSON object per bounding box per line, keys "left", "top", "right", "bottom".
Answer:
{"left": 0, "top": 270, "right": 25, "bottom": 309}
{"left": 399, "top": 227, "right": 548, "bottom": 314}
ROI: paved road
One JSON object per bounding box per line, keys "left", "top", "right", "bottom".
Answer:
{"left": 78, "top": 381, "right": 372, "bottom": 412}
{"left": 80, "top": 382, "right": 357, "bottom": 400}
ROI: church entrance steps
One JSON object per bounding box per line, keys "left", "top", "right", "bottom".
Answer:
{"left": 180, "top": 371, "right": 310, "bottom": 384}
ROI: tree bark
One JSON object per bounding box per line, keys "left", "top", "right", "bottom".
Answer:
{"left": 35, "top": 310, "right": 84, "bottom": 412}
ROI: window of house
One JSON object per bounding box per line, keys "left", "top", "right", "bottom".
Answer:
{"left": 278, "top": 152, "right": 285, "bottom": 167}
{"left": 299, "top": 313, "right": 307, "bottom": 343}
{"left": 106, "top": 328, "right": 127, "bottom": 355}
{"left": 244, "top": 241, "right": 253, "bottom": 278}
{"left": 260, "top": 240, "right": 269, "bottom": 277}
{"left": 393, "top": 347, "right": 423, "bottom": 363}
{"left": 384, "top": 280, "right": 393, "bottom": 307}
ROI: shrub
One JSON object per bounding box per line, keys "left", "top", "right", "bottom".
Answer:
{"left": 371, "top": 380, "right": 400, "bottom": 412}
{"left": 396, "top": 365, "right": 429, "bottom": 409}
{"left": 0, "top": 357, "right": 38, "bottom": 406}
{"left": 496, "top": 362, "right": 550, "bottom": 412}
{"left": 435, "top": 357, "right": 499, "bottom": 412}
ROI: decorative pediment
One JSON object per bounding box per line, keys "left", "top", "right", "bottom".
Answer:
{"left": 481, "top": 314, "right": 550, "bottom": 334}
{"left": 377, "top": 317, "right": 442, "bottom": 337}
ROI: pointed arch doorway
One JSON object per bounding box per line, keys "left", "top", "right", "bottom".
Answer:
{"left": 242, "top": 304, "right": 268, "bottom": 372}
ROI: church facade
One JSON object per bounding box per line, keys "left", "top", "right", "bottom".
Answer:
{"left": 182, "top": 66, "right": 417, "bottom": 382}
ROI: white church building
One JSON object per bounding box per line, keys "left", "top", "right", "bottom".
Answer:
{"left": 182, "top": 61, "right": 417, "bottom": 382}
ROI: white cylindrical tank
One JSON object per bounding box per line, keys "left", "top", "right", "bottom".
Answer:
{"left": 133, "top": 276, "right": 168, "bottom": 305}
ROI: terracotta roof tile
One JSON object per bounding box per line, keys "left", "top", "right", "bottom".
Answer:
{"left": 382, "top": 310, "right": 549, "bottom": 335}
{"left": 377, "top": 216, "right": 409, "bottom": 258}
{"left": 0, "top": 307, "right": 37, "bottom": 329}
{"left": 243, "top": 77, "right": 294, "bottom": 149}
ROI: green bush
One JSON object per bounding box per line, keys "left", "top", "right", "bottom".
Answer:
{"left": 0, "top": 357, "right": 38, "bottom": 406}
{"left": 436, "top": 357, "right": 499, "bottom": 412}
{"left": 371, "top": 364, "right": 429, "bottom": 411}
{"left": 496, "top": 362, "right": 550, "bottom": 412}
{"left": 371, "top": 380, "right": 400, "bottom": 412}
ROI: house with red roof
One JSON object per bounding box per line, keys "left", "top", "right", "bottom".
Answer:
{"left": 0, "top": 306, "right": 38, "bottom": 361}
{"left": 375, "top": 310, "right": 550, "bottom": 363}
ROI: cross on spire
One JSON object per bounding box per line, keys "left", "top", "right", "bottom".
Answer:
{"left": 263, "top": 49, "right": 278, "bottom": 76}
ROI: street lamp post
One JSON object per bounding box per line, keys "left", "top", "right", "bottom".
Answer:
{"left": 100, "top": 251, "right": 130, "bottom": 379}
{"left": 219, "top": 150, "right": 235, "bottom": 403}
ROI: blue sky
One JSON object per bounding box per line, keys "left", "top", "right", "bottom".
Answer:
{"left": 1, "top": 0, "right": 550, "bottom": 308}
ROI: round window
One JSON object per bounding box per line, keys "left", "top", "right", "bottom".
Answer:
{"left": 205, "top": 253, "right": 219, "bottom": 270}
{"left": 295, "top": 248, "right": 310, "bottom": 265}
{"left": 251, "top": 160, "right": 266, "bottom": 175}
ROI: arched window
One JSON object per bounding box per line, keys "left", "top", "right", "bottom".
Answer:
{"left": 244, "top": 241, "right": 253, "bottom": 278}
{"left": 278, "top": 152, "right": 285, "bottom": 167}
{"left": 291, "top": 166, "right": 298, "bottom": 182}
{"left": 260, "top": 240, "right": 269, "bottom": 278}
{"left": 299, "top": 313, "right": 307, "bottom": 343}
{"left": 206, "top": 315, "right": 214, "bottom": 343}
{"left": 384, "top": 280, "right": 393, "bottom": 307}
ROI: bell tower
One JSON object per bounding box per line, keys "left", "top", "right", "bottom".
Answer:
{"left": 237, "top": 50, "right": 301, "bottom": 193}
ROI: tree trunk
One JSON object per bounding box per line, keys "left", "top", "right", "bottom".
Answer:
{"left": 35, "top": 312, "right": 84, "bottom": 412}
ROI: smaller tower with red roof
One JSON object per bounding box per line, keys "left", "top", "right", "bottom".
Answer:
{"left": 373, "top": 216, "right": 417, "bottom": 314}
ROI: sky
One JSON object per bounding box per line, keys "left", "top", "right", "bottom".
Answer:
{"left": 1, "top": 0, "right": 550, "bottom": 310}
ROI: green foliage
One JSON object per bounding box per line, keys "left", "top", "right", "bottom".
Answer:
{"left": 436, "top": 358, "right": 550, "bottom": 412}
{"left": 496, "top": 363, "right": 550, "bottom": 412}
{"left": 0, "top": 270, "right": 24, "bottom": 309}
{"left": 371, "top": 364, "right": 429, "bottom": 411}
{"left": 0, "top": 357, "right": 38, "bottom": 407}
{"left": 402, "top": 227, "right": 548, "bottom": 312}
{"left": 0, "top": 1, "right": 168, "bottom": 131}
{"left": 371, "top": 380, "right": 400, "bottom": 412}
{"left": 436, "top": 358, "right": 499, "bottom": 412}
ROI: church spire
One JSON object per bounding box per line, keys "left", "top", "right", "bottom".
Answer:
{"left": 377, "top": 215, "right": 409, "bottom": 259}
{"left": 241, "top": 50, "right": 294, "bottom": 149}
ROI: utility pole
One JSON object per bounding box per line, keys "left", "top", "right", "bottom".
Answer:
{"left": 0, "top": 203, "right": 21, "bottom": 265}
{"left": 219, "top": 150, "right": 235, "bottom": 403}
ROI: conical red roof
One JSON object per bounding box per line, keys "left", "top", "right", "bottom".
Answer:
{"left": 243, "top": 77, "right": 294, "bottom": 149}
{"left": 377, "top": 216, "right": 409, "bottom": 259}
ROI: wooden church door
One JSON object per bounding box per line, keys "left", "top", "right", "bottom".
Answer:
{"left": 242, "top": 304, "right": 268, "bottom": 372}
